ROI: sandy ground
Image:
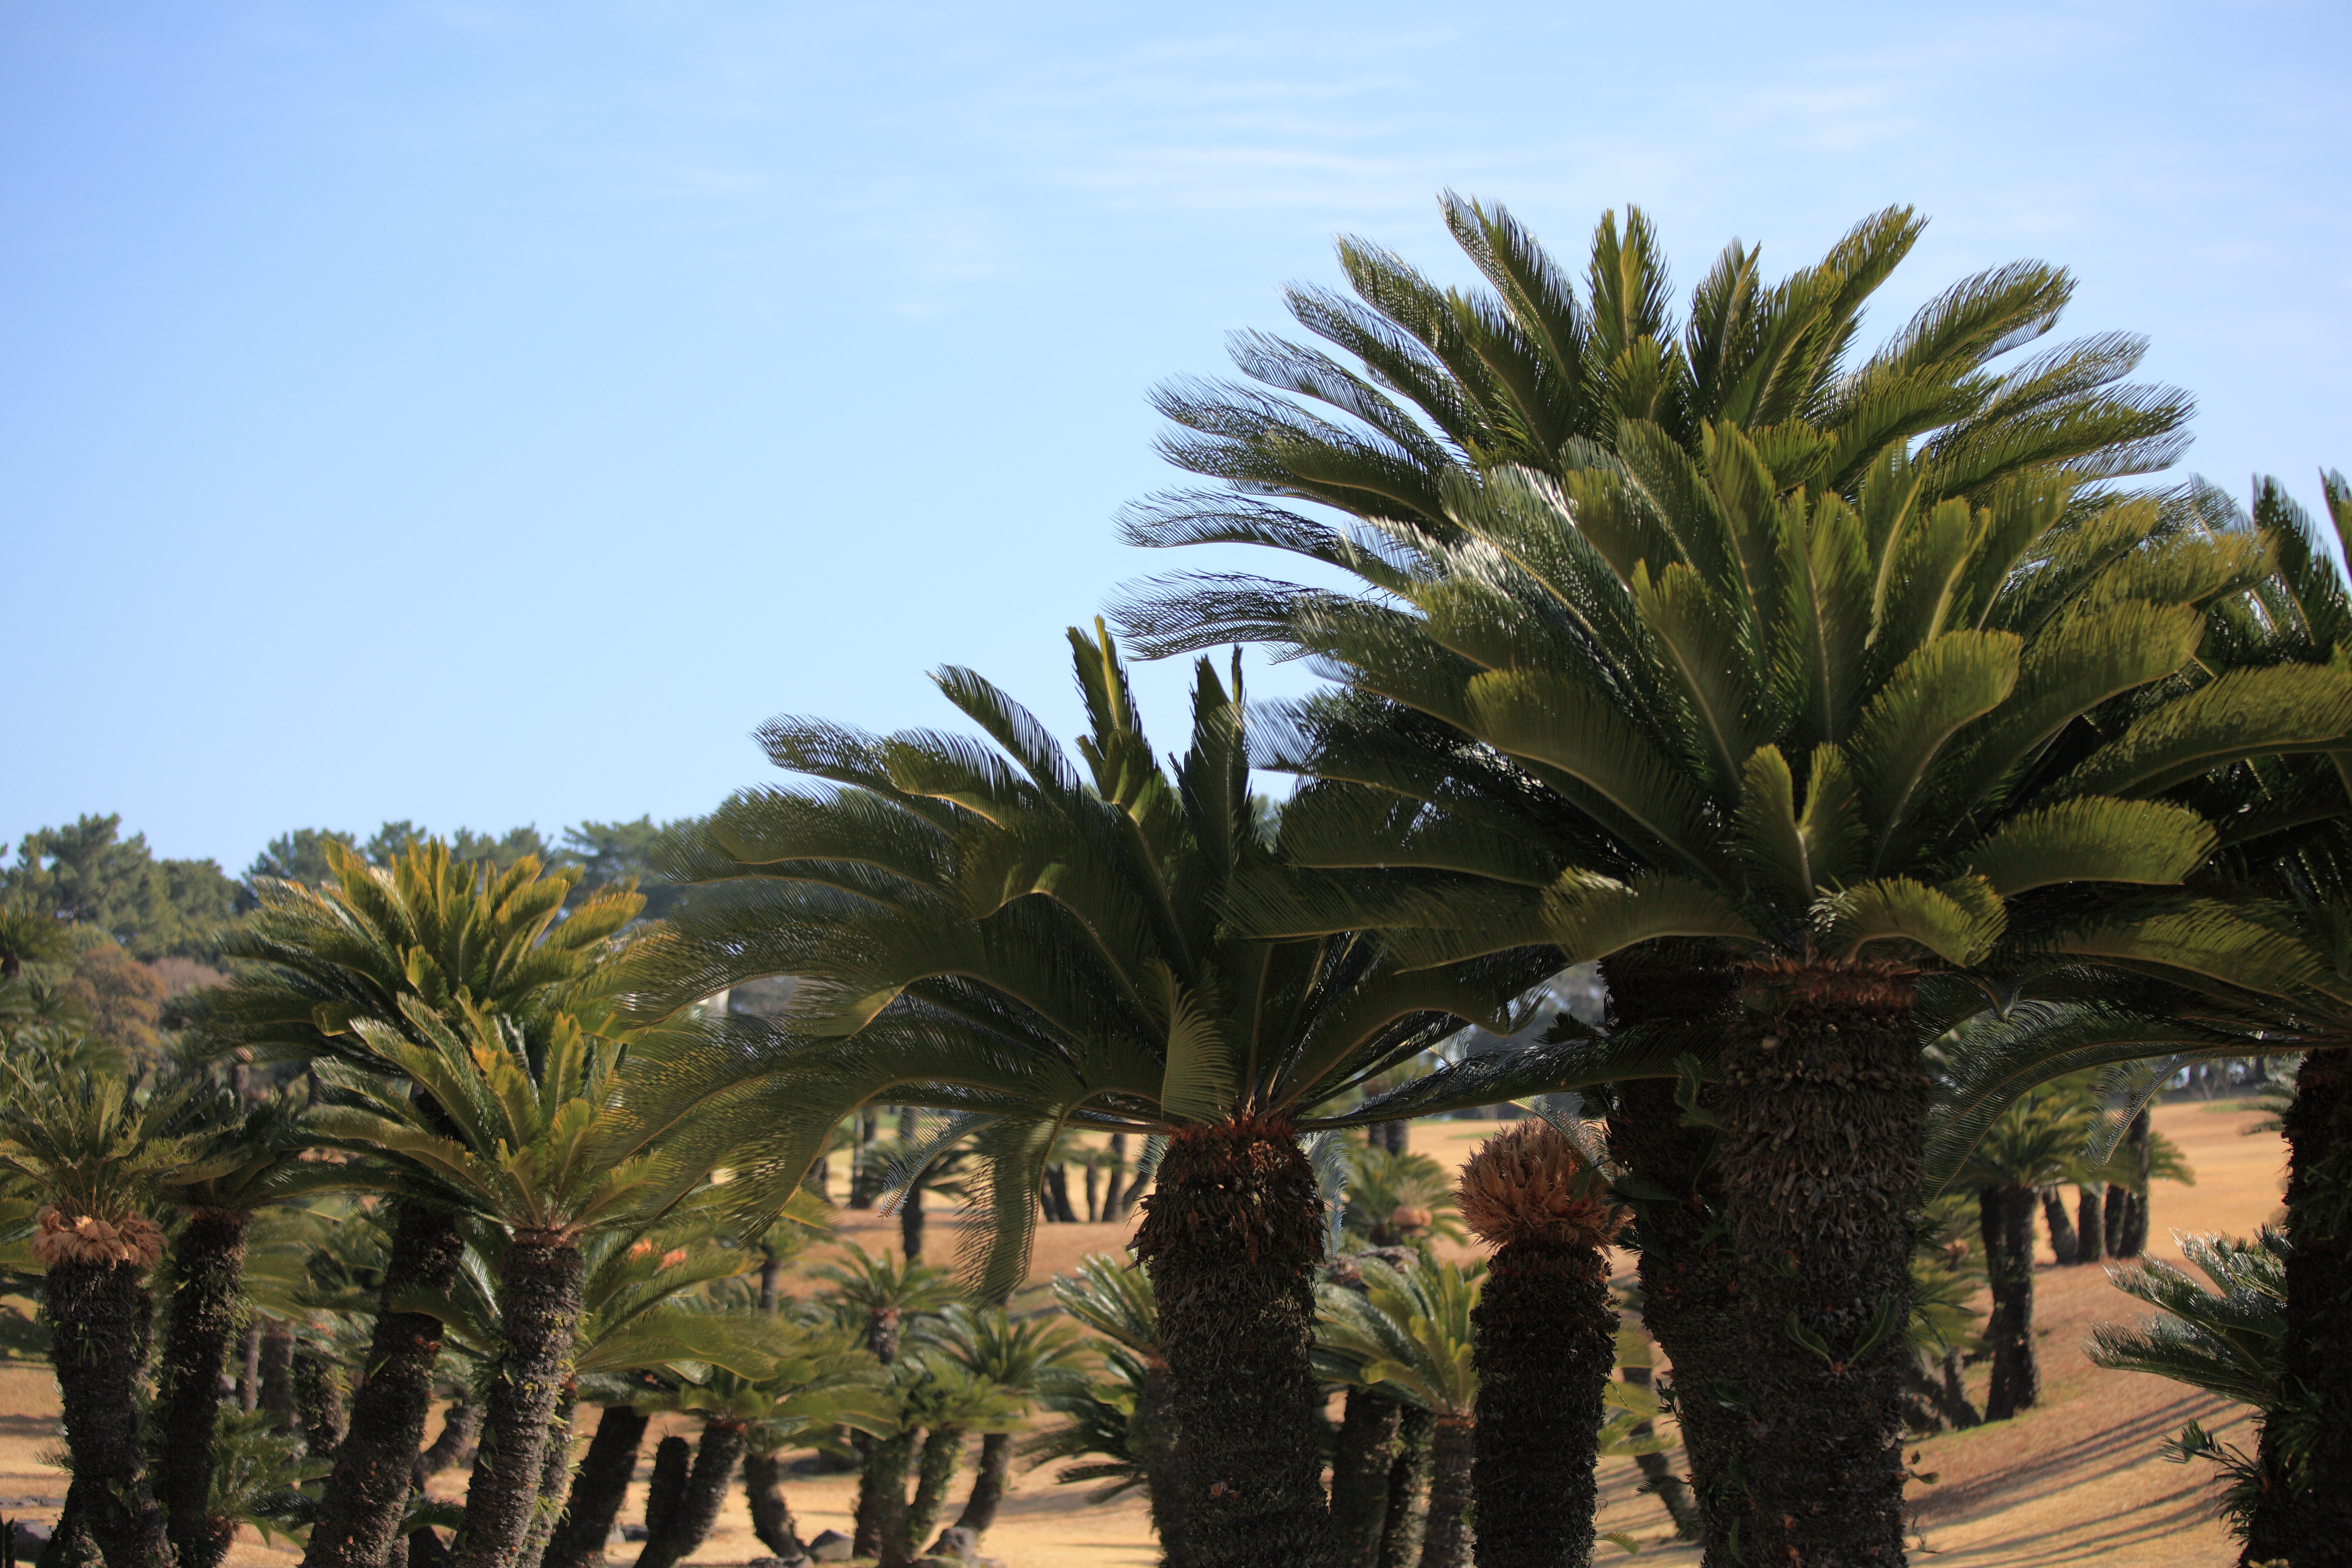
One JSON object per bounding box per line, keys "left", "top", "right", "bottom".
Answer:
{"left": 0, "top": 1099, "right": 2286, "bottom": 1566}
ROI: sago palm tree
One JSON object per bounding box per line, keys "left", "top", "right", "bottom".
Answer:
{"left": 438, "top": 1208, "right": 778, "bottom": 1568}
{"left": 1153, "top": 447, "right": 2321, "bottom": 1562}
{"left": 0, "top": 1056, "right": 200, "bottom": 1568}
{"left": 933, "top": 1302, "right": 1089, "bottom": 1540}
{"left": 152, "top": 1088, "right": 329, "bottom": 1568}
{"left": 1455, "top": 1119, "right": 1628, "bottom": 1568}
{"left": 1108, "top": 195, "right": 2330, "bottom": 1565}
{"left": 1142, "top": 421, "right": 2352, "bottom": 1550}
{"left": 897, "top": 1357, "right": 1027, "bottom": 1561}
{"left": 623, "top": 628, "right": 1554, "bottom": 1568}
{"left": 311, "top": 999, "right": 736, "bottom": 1568}
{"left": 1919, "top": 468, "right": 2352, "bottom": 1558}
{"left": 192, "top": 840, "right": 642, "bottom": 1568}
{"left": 1317, "top": 1255, "right": 1483, "bottom": 1568}
{"left": 1956, "top": 1082, "right": 2100, "bottom": 1421}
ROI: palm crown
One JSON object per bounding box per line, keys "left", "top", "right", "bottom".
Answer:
{"left": 195, "top": 842, "right": 642, "bottom": 1068}
{"left": 310, "top": 998, "right": 717, "bottom": 1245}
{"left": 626, "top": 625, "right": 1557, "bottom": 1293}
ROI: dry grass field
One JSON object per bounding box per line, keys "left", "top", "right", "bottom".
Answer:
{"left": 0, "top": 1099, "right": 2285, "bottom": 1566}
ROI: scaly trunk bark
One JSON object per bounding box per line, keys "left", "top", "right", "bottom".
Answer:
{"left": 1133, "top": 1116, "right": 1338, "bottom": 1568}
{"left": 47, "top": 1255, "right": 174, "bottom": 1568}
{"left": 640, "top": 1436, "right": 689, "bottom": 1546}
{"left": 303, "top": 1202, "right": 466, "bottom": 1568}
{"left": 418, "top": 1398, "right": 480, "bottom": 1486}
{"left": 157, "top": 1207, "right": 249, "bottom": 1568}
{"left": 1979, "top": 1184, "right": 2039, "bottom": 1421}
{"left": 905, "top": 1425, "right": 965, "bottom": 1558}
{"left": 258, "top": 1320, "right": 296, "bottom": 1425}
{"left": 2075, "top": 1185, "right": 2105, "bottom": 1265}
{"left": 901, "top": 1187, "right": 926, "bottom": 1263}
{"left": 1598, "top": 952, "right": 1738, "bottom": 1560}
{"left": 2244, "top": 1045, "right": 2352, "bottom": 1563}
{"left": 2120, "top": 1109, "right": 2153, "bottom": 1256}
{"left": 452, "top": 1239, "right": 584, "bottom": 1568}
{"left": 1416, "top": 1415, "right": 1474, "bottom": 1568}
{"left": 2040, "top": 1188, "right": 2079, "bottom": 1266}
{"left": 1045, "top": 1164, "right": 1080, "bottom": 1224}
{"left": 634, "top": 1420, "right": 748, "bottom": 1568}
{"left": 1084, "top": 1162, "right": 1102, "bottom": 1223}
{"left": 758, "top": 1258, "right": 780, "bottom": 1313}
{"left": 1138, "top": 1359, "right": 1192, "bottom": 1568}
{"left": 1104, "top": 1132, "right": 1129, "bottom": 1219}
{"left": 1715, "top": 962, "right": 1922, "bottom": 1568}
{"left": 1378, "top": 1408, "right": 1434, "bottom": 1568}
{"left": 295, "top": 1349, "right": 351, "bottom": 1457}
{"left": 1470, "top": 1241, "right": 1613, "bottom": 1568}
{"left": 1331, "top": 1390, "right": 1403, "bottom": 1568}
{"left": 237, "top": 1319, "right": 263, "bottom": 1411}
{"left": 863, "top": 1431, "right": 916, "bottom": 1568}
{"left": 952, "top": 1431, "right": 1014, "bottom": 1538}
{"left": 544, "top": 1404, "right": 647, "bottom": 1568}
{"left": 515, "top": 1393, "right": 577, "bottom": 1568}
{"left": 744, "top": 1449, "right": 805, "bottom": 1557}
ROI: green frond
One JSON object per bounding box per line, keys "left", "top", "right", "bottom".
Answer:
{"left": 1963, "top": 797, "right": 2215, "bottom": 896}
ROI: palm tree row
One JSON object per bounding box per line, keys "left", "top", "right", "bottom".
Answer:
{"left": 8, "top": 193, "right": 2349, "bottom": 1568}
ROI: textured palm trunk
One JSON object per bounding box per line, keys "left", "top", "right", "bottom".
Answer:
{"left": 1715, "top": 962, "right": 1924, "bottom": 1568}
{"left": 515, "top": 1393, "right": 578, "bottom": 1567}
{"left": 295, "top": 1349, "right": 351, "bottom": 1457}
{"left": 1415, "top": 1415, "right": 1474, "bottom": 1568}
{"left": 951, "top": 1431, "right": 1013, "bottom": 1538}
{"left": 418, "top": 1397, "right": 480, "bottom": 1485}
{"left": 1104, "top": 1132, "right": 1130, "bottom": 1218}
{"left": 1331, "top": 1390, "right": 1403, "bottom": 1567}
{"left": 303, "top": 1202, "right": 466, "bottom": 1568}
{"left": 1979, "top": 1184, "right": 2039, "bottom": 1421}
{"left": 157, "top": 1207, "right": 250, "bottom": 1568}
{"left": 2039, "top": 1188, "right": 2079, "bottom": 1266}
{"left": 1470, "top": 1242, "right": 1612, "bottom": 1568}
{"left": 544, "top": 1404, "right": 649, "bottom": 1568}
{"left": 2120, "top": 1109, "right": 2153, "bottom": 1256}
{"left": 634, "top": 1420, "right": 748, "bottom": 1568}
{"left": 640, "top": 1436, "right": 690, "bottom": 1546}
{"left": 1377, "top": 1408, "right": 1434, "bottom": 1568}
{"left": 744, "top": 1449, "right": 805, "bottom": 1557}
{"left": 1133, "top": 1116, "right": 1337, "bottom": 1568}
{"left": 2074, "top": 1185, "right": 2105, "bottom": 1264}
{"left": 47, "top": 1255, "right": 174, "bottom": 1568}
{"left": 901, "top": 1187, "right": 926, "bottom": 1262}
{"left": 867, "top": 1432, "right": 917, "bottom": 1568}
{"left": 259, "top": 1320, "right": 297, "bottom": 1423}
{"left": 1598, "top": 954, "right": 1737, "bottom": 1559}
{"left": 1137, "top": 1358, "right": 1193, "bottom": 1567}
{"left": 237, "top": 1319, "right": 264, "bottom": 1411}
{"left": 2244, "top": 1045, "right": 2352, "bottom": 1563}
{"left": 453, "top": 1238, "right": 584, "bottom": 1568}
{"left": 905, "top": 1425, "right": 965, "bottom": 1556}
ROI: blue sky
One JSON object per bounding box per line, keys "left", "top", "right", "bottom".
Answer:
{"left": 4, "top": 0, "right": 2346, "bottom": 872}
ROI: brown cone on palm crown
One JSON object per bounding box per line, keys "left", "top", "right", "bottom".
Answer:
{"left": 1458, "top": 1120, "right": 1627, "bottom": 1568}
